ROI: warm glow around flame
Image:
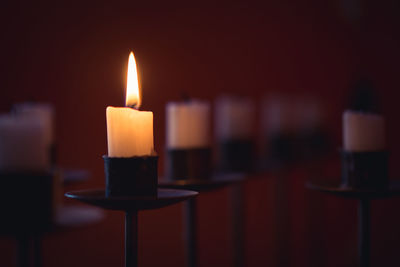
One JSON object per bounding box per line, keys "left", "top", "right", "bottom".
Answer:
{"left": 126, "top": 52, "right": 141, "bottom": 108}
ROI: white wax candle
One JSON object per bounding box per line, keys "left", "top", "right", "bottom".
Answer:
{"left": 13, "top": 102, "right": 54, "bottom": 146}
{"left": 343, "top": 110, "right": 385, "bottom": 152}
{"left": 166, "top": 100, "right": 210, "bottom": 149}
{"left": 0, "top": 114, "right": 49, "bottom": 172}
{"left": 106, "top": 107, "right": 154, "bottom": 157}
{"left": 106, "top": 52, "right": 154, "bottom": 157}
{"left": 214, "top": 96, "right": 255, "bottom": 140}
{"left": 261, "top": 95, "right": 296, "bottom": 135}
{"left": 295, "top": 97, "right": 322, "bottom": 131}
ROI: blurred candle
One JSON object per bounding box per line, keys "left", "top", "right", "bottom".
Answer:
{"left": 106, "top": 52, "right": 154, "bottom": 157}
{"left": 166, "top": 100, "right": 210, "bottom": 149}
{"left": 214, "top": 96, "right": 255, "bottom": 172}
{"left": 13, "top": 103, "right": 54, "bottom": 146}
{"left": 261, "top": 95, "right": 297, "bottom": 136}
{"left": 343, "top": 110, "right": 385, "bottom": 152}
{"left": 0, "top": 114, "right": 49, "bottom": 171}
{"left": 214, "top": 96, "right": 255, "bottom": 140}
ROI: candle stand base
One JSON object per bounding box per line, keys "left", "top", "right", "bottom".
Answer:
{"left": 159, "top": 173, "right": 244, "bottom": 267}
{"left": 65, "top": 188, "right": 198, "bottom": 267}
{"left": 306, "top": 180, "right": 400, "bottom": 267}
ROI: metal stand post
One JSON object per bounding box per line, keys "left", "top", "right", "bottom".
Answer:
{"left": 231, "top": 183, "right": 244, "bottom": 267}
{"left": 185, "top": 199, "right": 197, "bottom": 267}
{"left": 274, "top": 172, "right": 290, "bottom": 267}
{"left": 358, "top": 199, "right": 370, "bottom": 267}
{"left": 17, "top": 235, "right": 30, "bottom": 267}
{"left": 125, "top": 211, "right": 138, "bottom": 267}
{"left": 33, "top": 234, "right": 42, "bottom": 267}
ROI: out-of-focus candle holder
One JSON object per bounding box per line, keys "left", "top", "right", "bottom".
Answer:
{"left": 66, "top": 188, "right": 198, "bottom": 267}
{"left": 0, "top": 172, "right": 54, "bottom": 234}
{"left": 165, "top": 148, "right": 211, "bottom": 181}
{"left": 215, "top": 138, "right": 255, "bottom": 267}
{"left": 0, "top": 167, "right": 106, "bottom": 267}
{"left": 341, "top": 150, "right": 388, "bottom": 189}
{"left": 264, "top": 133, "right": 298, "bottom": 168}
{"left": 217, "top": 139, "right": 255, "bottom": 173}
{"left": 306, "top": 180, "right": 400, "bottom": 267}
{"left": 0, "top": 172, "right": 54, "bottom": 267}
{"left": 104, "top": 155, "right": 158, "bottom": 197}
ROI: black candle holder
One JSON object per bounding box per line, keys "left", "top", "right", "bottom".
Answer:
{"left": 65, "top": 188, "right": 198, "bottom": 267}
{"left": 341, "top": 150, "right": 388, "bottom": 189}
{"left": 218, "top": 144, "right": 257, "bottom": 267}
{"left": 0, "top": 172, "right": 54, "bottom": 235}
{"left": 104, "top": 155, "right": 158, "bottom": 197}
{"left": 165, "top": 148, "right": 211, "bottom": 180}
{"left": 0, "top": 172, "right": 54, "bottom": 267}
{"left": 0, "top": 169, "right": 108, "bottom": 267}
{"left": 306, "top": 181, "right": 400, "bottom": 267}
{"left": 217, "top": 139, "right": 255, "bottom": 173}
{"left": 265, "top": 133, "right": 298, "bottom": 167}
{"left": 159, "top": 173, "right": 244, "bottom": 267}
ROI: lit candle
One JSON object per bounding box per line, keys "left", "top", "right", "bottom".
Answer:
{"left": 0, "top": 114, "right": 49, "bottom": 172}
{"left": 214, "top": 96, "right": 254, "bottom": 140}
{"left": 166, "top": 100, "right": 210, "bottom": 149}
{"left": 106, "top": 52, "right": 154, "bottom": 157}
{"left": 343, "top": 110, "right": 385, "bottom": 152}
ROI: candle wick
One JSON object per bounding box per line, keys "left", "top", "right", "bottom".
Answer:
{"left": 127, "top": 104, "right": 139, "bottom": 110}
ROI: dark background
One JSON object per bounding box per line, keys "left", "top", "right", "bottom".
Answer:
{"left": 0, "top": 1, "right": 400, "bottom": 266}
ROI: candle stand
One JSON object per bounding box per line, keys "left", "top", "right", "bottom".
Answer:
{"left": 0, "top": 172, "right": 55, "bottom": 267}
{"left": 159, "top": 174, "right": 243, "bottom": 267}
{"left": 230, "top": 182, "right": 245, "bottom": 267}
{"left": 306, "top": 181, "right": 400, "bottom": 267}
{"left": 65, "top": 188, "right": 197, "bottom": 267}
{"left": 0, "top": 198, "right": 104, "bottom": 267}
{"left": 228, "top": 171, "right": 268, "bottom": 267}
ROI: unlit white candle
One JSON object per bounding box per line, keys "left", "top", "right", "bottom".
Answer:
{"left": 215, "top": 96, "right": 255, "bottom": 140}
{"left": 343, "top": 110, "right": 385, "bottom": 152}
{"left": 0, "top": 114, "right": 49, "bottom": 172}
{"left": 261, "top": 95, "right": 297, "bottom": 136}
{"left": 166, "top": 101, "right": 210, "bottom": 149}
{"left": 13, "top": 102, "right": 54, "bottom": 146}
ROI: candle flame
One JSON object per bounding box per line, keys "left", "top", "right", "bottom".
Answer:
{"left": 126, "top": 52, "right": 141, "bottom": 108}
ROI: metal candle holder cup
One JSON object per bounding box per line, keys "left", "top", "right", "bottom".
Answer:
{"left": 0, "top": 172, "right": 54, "bottom": 234}
{"left": 341, "top": 150, "right": 388, "bottom": 189}
{"left": 104, "top": 155, "right": 158, "bottom": 197}
{"left": 165, "top": 148, "right": 211, "bottom": 180}
{"left": 267, "top": 133, "right": 298, "bottom": 165}
{"left": 218, "top": 139, "right": 254, "bottom": 173}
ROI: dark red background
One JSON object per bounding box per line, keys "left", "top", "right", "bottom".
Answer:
{"left": 1, "top": 1, "right": 400, "bottom": 266}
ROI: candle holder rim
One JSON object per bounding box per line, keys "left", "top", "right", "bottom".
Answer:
{"left": 338, "top": 147, "right": 389, "bottom": 154}
{"left": 305, "top": 181, "right": 400, "bottom": 199}
{"left": 65, "top": 188, "right": 198, "bottom": 211}
{"left": 102, "top": 154, "right": 158, "bottom": 160}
